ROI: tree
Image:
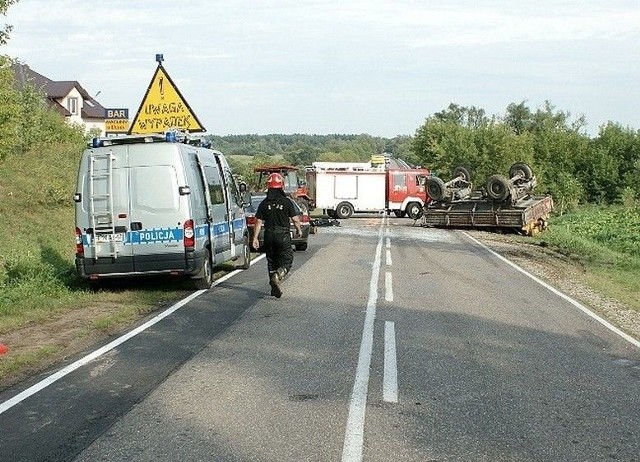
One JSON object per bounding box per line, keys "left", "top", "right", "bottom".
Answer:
{"left": 504, "top": 101, "right": 533, "bottom": 135}
{"left": 0, "top": 0, "right": 17, "bottom": 45}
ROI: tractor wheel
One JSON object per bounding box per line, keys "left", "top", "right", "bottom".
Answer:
{"left": 427, "top": 176, "right": 446, "bottom": 202}
{"left": 509, "top": 162, "right": 533, "bottom": 181}
{"left": 452, "top": 166, "right": 471, "bottom": 182}
{"left": 486, "top": 174, "right": 511, "bottom": 202}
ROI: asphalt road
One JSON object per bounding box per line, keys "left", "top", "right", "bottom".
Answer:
{"left": 0, "top": 215, "right": 638, "bottom": 461}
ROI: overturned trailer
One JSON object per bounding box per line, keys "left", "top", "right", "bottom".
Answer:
{"left": 421, "top": 163, "right": 554, "bottom": 236}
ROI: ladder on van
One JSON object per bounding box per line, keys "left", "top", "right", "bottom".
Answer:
{"left": 88, "top": 151, "right": 118, "bottom": 258}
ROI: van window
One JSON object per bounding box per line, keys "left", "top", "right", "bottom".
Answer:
{"left": 204, "top": 165, "right": 225, "bottom": 205}
{"left": 223, "top": 168, "right": 241, "bottom": 205}
{"left": 132, "top": 166, "right": 179, "bottom": 212}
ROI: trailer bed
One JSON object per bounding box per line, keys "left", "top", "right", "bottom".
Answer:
{"left": 421, "top": 195, "right": 554, "bottom": 236}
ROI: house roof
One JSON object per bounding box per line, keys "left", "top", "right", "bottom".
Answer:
{"left": 11, "top": 63, "right": 106, "bottom": 119}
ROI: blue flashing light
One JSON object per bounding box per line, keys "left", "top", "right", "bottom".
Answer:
{"left": 92, "top": 137, "right": 103, "bottom": 148}
{"left": 165, "top": 131, "right": 177, "bottom": 142}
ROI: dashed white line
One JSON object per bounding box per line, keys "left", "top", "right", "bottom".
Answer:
{"left": 385, "top": 272, "right": 393, "bottom": 302}
{"left": 386, "top": 249, "right": 392, "bottom": 266}
{"left": 383, "top": 321, "right": 398, "bottom": 403}
{"left": 342, "top": 220, "right": 384, "bottom": 462}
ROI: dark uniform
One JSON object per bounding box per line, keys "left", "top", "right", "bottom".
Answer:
{"left": 255, "top": 189, "right": 298, "bottom": 296}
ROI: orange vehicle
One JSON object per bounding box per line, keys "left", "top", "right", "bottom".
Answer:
{"left": 253, "top": 165, "right": 312, "bottom": 211}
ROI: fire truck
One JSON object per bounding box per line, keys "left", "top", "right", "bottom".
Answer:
{"left": 305, "top": 161, "right": 430, "bottom": 219}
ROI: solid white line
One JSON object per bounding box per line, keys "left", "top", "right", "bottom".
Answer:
{"left": 0, "top": 253, "right": 267, "bottom": 416}
{"left": 386, "top": 237, "right": 391, "bottom": 249}
{"left": 342, "top": 220, "right": 384, "bottom": 462}
{"left": 385, "top": 272, "right": 393, "bottom": 302}
{"left": 386, "top": 249, "right": 392, "bottom": 266}
{"left": 463, "top": 232, "right": 640, "bottom": 349}
{"left": 383, "top": 321, "right": 398, "bottom": 403}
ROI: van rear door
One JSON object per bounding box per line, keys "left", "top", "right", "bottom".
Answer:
{"left": 79, "top": 146, "right": 135, "bottom": 274}
{"left": 127, "top": 145, "right": 186, "bottom": 272}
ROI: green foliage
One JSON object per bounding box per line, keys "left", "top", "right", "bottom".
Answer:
{"left": 413, "top": 101, "right": 638, "bottom": 206}
{"left": 0, "top": 0, "right": 17, "bottom": 46}
{"left": 545, "top": 206, "right": 640, "bottom": 260}
{"left": 208, "top": 133, "right": 412, "bottom": 169}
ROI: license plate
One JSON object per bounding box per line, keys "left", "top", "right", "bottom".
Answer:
{"left": 94, "top": 233, "right": 124, "bottom": 243}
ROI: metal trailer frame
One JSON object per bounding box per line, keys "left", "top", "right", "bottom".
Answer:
{"left": 420, "top": 195, "right": 554, "bottom": 236}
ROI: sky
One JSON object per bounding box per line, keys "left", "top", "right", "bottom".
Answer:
{"left": 2, "top": 0, "right": 639, "bottom": 138}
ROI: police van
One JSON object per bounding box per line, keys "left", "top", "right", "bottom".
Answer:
{"left": 73, "top": 132, "right": 251, "bottom": 288}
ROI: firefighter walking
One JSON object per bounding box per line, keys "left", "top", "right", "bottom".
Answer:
{"left": 252, "top": 173, "right": 302, "bottom": 298}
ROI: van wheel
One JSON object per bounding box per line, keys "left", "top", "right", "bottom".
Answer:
{"left": 194, "top": 249, "right": 213, "bottom": 289}
{"left": 335, "top": 202, "right": 354, "bottom": 219}
{"left": 239, "top": 235, "right": 251, "bottom": 270}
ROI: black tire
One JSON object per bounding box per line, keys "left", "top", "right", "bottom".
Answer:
{"left": 406, "top": 202, "right": 423, "bottom": 220}
{"left": 238, "top": 234, "right": 251, "bottom": 270}
{"left": 486, "top": 174, "right": 511, "bottom": 202}
{"left": 295, "top": 242, "right": 308, "bottom": 251}
{"left": 327, "top": 209, "right": 337, "bottom": 219}
{"left": 194, "top": 249, "right": 213, "bottom": 289}
{"left": 509, "top": 162, "right": 533, "bottom": 181}
{"left": 452, "top": 166, "right": 471, "bottom": 182}
{"left": 427, "top": 176, "right": 446, "bottom": 201}
{"left": 335, "top": 202, "right": 354, "bottom": 219}
{"left": 393, "top": 209, "right": 406, "bottom": 218}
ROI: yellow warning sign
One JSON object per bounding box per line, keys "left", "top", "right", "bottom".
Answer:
{"left": 128, "top": 64, "right": 205, "bottom": 134}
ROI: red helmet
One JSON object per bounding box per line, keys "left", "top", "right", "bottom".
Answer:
{"left": 266, "top": 172, "right": 285, "bottom": 189}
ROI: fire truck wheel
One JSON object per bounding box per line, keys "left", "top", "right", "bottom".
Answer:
{"left": 509, "top": 162, "right": 533, "bottom": 181}
{"left": 486, "top": 174, "right": 511, "bottom": 202}
{"left": 335, "top": 202, "right": 354, "bottom": 219}
{"left": 407, "top": 202, "right": 423, "bottom": 220}
{"left": 426, "top": 176, "right": 446, "bottom": 202}
{"left": 393, "top": 210, "right": 406, "bottom": 218}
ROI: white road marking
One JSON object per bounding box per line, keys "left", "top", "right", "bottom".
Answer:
{"left": 383, "top": 321, "right": 398, "bottom": 403}
{"left": 386, "top": 237, "right": 391, "bottom": 249}
{"left": 342, "top": 220, "right": 384, "bottom": 462}
{"left": 463, "top": 232, "right": 640, "bottom": 349}
{"left": 386, "top": 249, "right": 392, "bottom": 266}
{"left": 0, "top": 254, "right": 267, "bottom": 416}
{"left": 385, "top": 272, "right": 394, "bottom": 302}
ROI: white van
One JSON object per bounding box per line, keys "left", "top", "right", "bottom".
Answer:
{"left": 73, "top": 133, "right": 251, "bottom": 288}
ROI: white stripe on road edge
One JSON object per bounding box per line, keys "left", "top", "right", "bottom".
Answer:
{"left": 383, "top": 321, "right": 398, "bottom": 403}
{"left": 385, "top": 272, "right": 394, "bottom": 302}
{"left": 0, "top": 254, "right": 267, "bottom": 416}
{"left": 463, "top": 232, "right": 640, "bottom": 349}
{"left": 342, "top": 219, "right": 384, "bottom": 462}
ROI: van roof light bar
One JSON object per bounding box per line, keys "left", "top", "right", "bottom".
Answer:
{"left": 88, "top": 131, "right": 214, "bottom": 148}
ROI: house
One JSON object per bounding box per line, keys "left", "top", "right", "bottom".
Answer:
{"left": 11, "top": 63, "right": 108, "bottom": 135}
